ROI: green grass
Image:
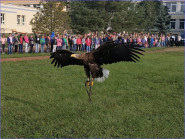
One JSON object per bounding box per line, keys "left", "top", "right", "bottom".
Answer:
{"left": 1, "top": 50, "right": 184, "bottom": 138}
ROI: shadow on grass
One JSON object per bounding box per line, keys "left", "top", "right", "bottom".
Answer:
{"left": 3, "top": 95, "right": 42, "bottom": 112}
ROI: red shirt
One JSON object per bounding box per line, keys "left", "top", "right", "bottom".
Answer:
{"left": 86, "top": 38, "right": 91, "bottom": 46}
{"left": 19, "top": 37, "right": 23, "bottom": 44}
{"left": 77, "top": 38, "right": 82, "bottom": 45}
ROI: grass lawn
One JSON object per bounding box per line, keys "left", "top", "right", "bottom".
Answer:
{"left": 1, "top": 50, "right": 184, "bottom": 138}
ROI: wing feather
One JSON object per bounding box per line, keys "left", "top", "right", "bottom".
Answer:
{"left": 50, "top": 50, "right": 84, "bottom": 68}
{"left": 92, "top": 42, "right": 144, "bottom": 65}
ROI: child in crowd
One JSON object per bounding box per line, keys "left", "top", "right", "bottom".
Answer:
{"left": 40, "top": 35, "right": 45, "bottom": 53}
{"left": 19, "top": 34, "right": 23, "bottom": 53}
{"left": 57, "top": 35, "right": 62, "bottom": 50}
{"left": 24, "top": 33, "right": 29, "bottom": 53}
{"left": 1, "top": 34, "right": 6, "bottom": 54}
{"left": 7, "top": 33, "right": 13, "bottom": 55}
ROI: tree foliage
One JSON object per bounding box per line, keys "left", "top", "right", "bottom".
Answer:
{"left": 69, "top": 1, "right": 107, "bottom": 34}
{"left": 110, "top": 2, "right": 146, "bottom": 33}
{"left": 153, "top": 4, "right": 171, "bottom": 34}
{"left": 137, "top": 0, "right": 170, "bottom": 34}
{"left": 31, "top": 1, "right": 171, "bottom": 34}
{"left": 30, "top": 1, "right": 70, "bottom": 34}
{"left": 137, "top": 0, "right": 160, "bottom": 32}
{"left": 69, "top": 1, "right": 152, "bottom": 34}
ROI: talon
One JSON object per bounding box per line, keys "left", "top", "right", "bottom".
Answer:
{"left": 85, "top": 81, "right": 90, "bottom": 86}
{"left": 91, "top": 81, "right": 94, "bottom": 86}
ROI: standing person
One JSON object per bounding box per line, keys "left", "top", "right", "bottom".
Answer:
{"left": 61, "top": 35, "right": 65, "bottom": 49}
{"left": 50, "top": 32, "right": 55, "bottom": 52}
{"left": 99, "top": 36, "right": 103, "bottom": 45}
{"left": 7, "top": 33, "right": 13, "bottom": 55}
{"left": 82, "top": 36, "right": 86, "bottom": 52}
{"left": 24, "top": 33, "right": 29, "bottom": 53}
{"left": 175, "top": 34, "right": 179, "bottom": 47}
{"left": 57, "top": 35, "right": 62, "bottom": 50}
{"left": 150, "top": 35, "right": 154, "bottom": 48}
{"left": 165, "top": 35, "right": 169, "bottom": 47}
{"left": 86, "top": 36, "right": 91, "bottom": 53}
{"left": 35, "top": 33, "right": 40, "bottom": 53}
{"left": 177, "top": 34, "right": 182, "bottom": 47}
{"left": 161, "top": 35, "right": 165, "bottom": 47}
{"left": 45, "top": 35, "right": 50, "bottom": 53}
{"left": 133, "top": 35, "right": 137, "bottom": 45}
{"left": 156, "top": 37, "right": 161, "bottom": 47}
{"left": 63, "top": 36, "right": 68, "bottom": 50}
{"left": 1, "top": 34, "right": 6, "bottom": 54}
{"left": 141, "top": 36, "right": 146, "bottom": 47}
{"left": 72, "top": 36, "right": 77, "bottom": 52}
{"left": 13, "top": 33, "right": 19, "bottom": 53}
{"left": 68, "top": 36, "right": 72, "bottom": 51}
{"left": 170, "top": 34, "right": 175, "bottom": 47}
{"left": 137, "top": 35, "right": 141, "bottom": 45}
{"left": 52, "top": 36, "right": 57, "bottom": 52}
{"left": 91, "top": 35, "right": 96, "bottom": 50}
{"left": 103, "top": 35, "right": 107, "bottom": 43}
{"left": 19, "top": 34, "right": 23, "bottom": 53}
{"left": 40, "top": 35, "right": 45, "bottom": 53}
{"left": 29, "top": 34, "right": 34, "bottom": 53}
{"left": 95, "top": 36, "right": 99, "bottom": 49}
{"left": 76, "top": 35, "right": 82, "bottom": 51}
{"left": 147, "top": 35, "right": 151, "bottom": 48}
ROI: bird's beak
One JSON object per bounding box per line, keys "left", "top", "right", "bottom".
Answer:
{"left": 71, "top": 54, "right": 76, "bottom": 58}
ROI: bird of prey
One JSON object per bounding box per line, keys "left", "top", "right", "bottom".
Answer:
{"left": 50, "top": 41, "right": 144, "bottom": 101}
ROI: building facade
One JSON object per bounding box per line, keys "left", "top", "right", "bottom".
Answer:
{"left": 1, "top": 3, "right": 39, "bottom": 33}
{"left": 1, "top": 0, "right": 45, "bottom": 8}
{"left": 162, "top": 0, "right": 184, "bottom": 35}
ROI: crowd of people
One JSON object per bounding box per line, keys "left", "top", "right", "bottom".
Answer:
{"left": 0, "top": 32, "right": 182, "bottom": 55}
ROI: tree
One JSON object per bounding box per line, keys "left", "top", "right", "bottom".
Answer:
{"left": 110, "top": 1, "right": 146, "bottom": 33}
{"left": 137, "top": 0, "right": 161, "bottom": 32}
{"left": 30, "top": 1, "right": 70, "bottom": 34}
{"left": 69, "top": 1, "right": 108, "bottom": 34}
{"left": 153, "top": 4, "right": 171, "bottom": 34}
{"left": 69, "top": 1, "right": 146, "bottom": 34}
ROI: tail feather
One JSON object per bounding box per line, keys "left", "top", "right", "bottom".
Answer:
{"left": 94, "top": 68, "right": 110, "bottom": 82}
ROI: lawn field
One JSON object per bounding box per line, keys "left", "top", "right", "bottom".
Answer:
{"left": 1, "top": 49, "right": 184, "bottom": 138}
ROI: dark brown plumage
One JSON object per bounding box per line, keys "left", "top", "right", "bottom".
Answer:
{"left": 50, "top": 42, "right": 144, "bottom": 80}
{"left": 50, "top": 41, "right": 144, "bottom": 101}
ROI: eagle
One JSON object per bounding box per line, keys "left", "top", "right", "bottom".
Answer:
{"left": 50, "top": 41, "right": 144, "bottom": 101}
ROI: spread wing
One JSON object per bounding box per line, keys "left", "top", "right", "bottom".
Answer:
{"left": 50, "top": 50, "right": 84, "bottom": 68}
{"left": 92, "top": 42, "right": 144, "bottom": 65}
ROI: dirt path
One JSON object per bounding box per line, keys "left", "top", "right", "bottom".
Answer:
{"left": 1, "top": 56, "right": 50, "bottom": 62}
{"left": 1, "top": 47, "right": 184, "bottom": 62}
{"left": 146, "top": 47, "right": 184, "bottom": 53}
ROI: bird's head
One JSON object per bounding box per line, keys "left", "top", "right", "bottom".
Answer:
{"left": 71, "top": 54, "right": 78, "bottom": 58}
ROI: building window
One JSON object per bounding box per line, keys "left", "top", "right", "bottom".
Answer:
{"left": 171, "top": 2, "right": 176, "bottom": 12}
{"left": 1, "top": 13, "right": 5, "bottom": 24}
{"left": 17, "top": 15, "right": 21, "bottom": 25}
{"left": 170, "top": 19, "right": 176, "bottom": 29}
{"left": 181, "top": 2, "right": 184, "bottom": 12}
{"left": 22, "top": 15, "right": 25, "bottom": 25}
{"left": 166, "top": 2, "right": 171, "bottom": 12}
{"left": 180, "top": 19, "right": 184, "bottom": 29}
